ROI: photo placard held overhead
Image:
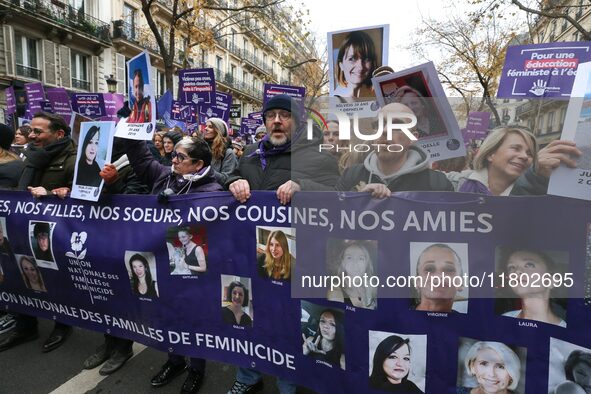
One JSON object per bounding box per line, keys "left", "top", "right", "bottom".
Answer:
{"left": 328, "top": 24, "right": 389, "bottom": 117}
{"left": 115, "top": 51, "right": 156, "bottom": 140}
{"left": 372, "top": 62, "right": 466, "bottom": 161}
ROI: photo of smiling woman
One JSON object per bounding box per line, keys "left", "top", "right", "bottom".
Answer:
{"left": 369, "top": 331, "right": 427, "bottom": 393}
{"left": 329, "top": 25, "right": 388, "bottom": 98}
{"left": 549, "top": 338, "right": 591, "bottom": 394}
{"left": 494, "top": 247, "right": 568, "bottom": 328}
{"left": 457, "top": 337, "right": 526, "bottom": 394}
{"left": 166, "top": 225, "right": 208, "bottom": 276}
{"left": 125, "top": 251, "right": 159, "bottom": 299}
{"left": 256, "top": 226, "right": 296, "bottom": 281}
{"left": 17, "top": 255, "right": 47, "bottom": 292}
{"left": 221, "top": 275, "right": 253, "bottom": 327}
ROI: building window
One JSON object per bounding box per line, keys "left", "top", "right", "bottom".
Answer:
{"left": 559, "top": 106, "right": 567, "bottom": 130}
{"left": 15, "top": 33, "right": 41, "bottom": 80}
{"left": 123, "top": 3, "right": 137, "bottom": 38}
{"left": 71, "top": 51, "right": 89, "bottom": 90}
{"left": 547, "top": 111, "right": 555, "bottom": 133}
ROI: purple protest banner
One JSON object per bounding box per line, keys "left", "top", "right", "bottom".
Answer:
{"left": 5, "top": 86, "right": 16, "bottom": 115}
{"left": 45, "top": 88, "right": 73, "bottom": 125}
{"left": 41, "top": 100, "right": 53, "bottom": 113}
{"left": 72, "top": 93, "right": 106, "bottom": 118}
{"left": 464, "top": 111, "right": 490, "bottom": 140}
{"left": 263, "top": 83, "right": 306, "bottom": 104}
{"left": 24, "top": 82, "right": 45, "bottom": 114}
{"left": 498, "top": 41, "right": 591, "bottom": 98}
{"left": 198, "top": 91, "right": 233, "bottom": 124}
{"left": 178, "top": 68, "right": 215, "bottom": 105}
{"left": 171, "top": 100, "right": 197, "bottom": 123}
{"left": 102, "top": 93, "right": 125, "bottom": 122}
{"left": 240, "top": 117, "right": 262, "bottom": 137}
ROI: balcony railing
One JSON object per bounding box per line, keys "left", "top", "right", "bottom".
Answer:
{"left": 16, "top": 64, "right": 42, "bottom": 80}
{"left": 72, "top": 78, "right": 90, "bottom": 91}
{"left": 113, "top": 20, "right": 183, "bottom": 64}
{"left": 113, "top": 20, "right": 138, "bottom": 41}
{"left": 8, "top": 0, "right": 110, "bottom": 42}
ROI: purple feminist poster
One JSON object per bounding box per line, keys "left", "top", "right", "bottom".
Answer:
{"left": 464, "top": 111, "right": 490, "bottom": 140}
{"left": 72, "top": 93, "right": 106, "bottom": 118}
{"left": 248, "top": 111, "right": 263, "bottom": 122}
{"left": 102, "top": 93, "right": 125, "bottom": 122}
{"left": 240, "top": 117, "right": 262, "bottom": 137}
{"left": 171, "top": 100, "right": 197, "bottom": 124}
{"left": 5, "top": 86, "right": 16, "bottom": 115}
{"left": 198, "top": 92, "right": 233, "bottom": 124}
{"left": 24, "top": 82, "right": 45, "bottom": 114}
{"left": 46, "top": 88, "right": 73, "bottom": 124}
{"left": 178, "top": 68, "right": 215, "bottom": 106}
{"left": 498, "top": 41, "right": 591, "bottom": 98}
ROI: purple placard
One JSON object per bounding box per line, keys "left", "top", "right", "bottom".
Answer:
{"left": 498, "top": 41, "right": 591, "bottom": 98}
{"left": 239, "top": 117, "right": 262, "bottom": 136}
{"left": 72, "top": 93, "right": 106, "bottom": 118}
{"left": 45, "top": 88, "right": 73, "bottom": 124}
{"left": 40, "top": 100, "right": 53, "bottom": 113}
{"left": 5, "top": 86, "right": 16, "bottom": 115}
{"left": 464, "top": 111, "right": 490, "bottom": 140}
{"left": 171, "top": 100, "right": 197, "bottom": 123}
{"left": 24, "top": 82, "right": 45, "bottom": 114}
{"left": 198, "top": 92, "right": 233, "bottom": 124}
{"left": 263, "top": 83, "right": 305, "bottom": 105}
{"left": 248, "top": 111, "right": 263, "bottom": 122}
{"left": 178, "top": 68, "right": 215, "bottom": 105}
{"left": 102, "top": 93, "right": 125, "bottom": 122}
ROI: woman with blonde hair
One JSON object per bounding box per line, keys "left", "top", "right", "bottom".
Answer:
{"left": 202, "top": 117, "right": 238, "bottom": 184}
{"left": 20, "top": 256, "right": 46, "bottom": 292}
{"left": 257, "top": 230, "right": 293, "bottom": 280}
{"left": 447, "top": 126, "right": 580, "bottom": 196}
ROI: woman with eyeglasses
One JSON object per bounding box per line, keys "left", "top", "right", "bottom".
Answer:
{"left": 107, "top": 130, "right": 222, "bottom": 393}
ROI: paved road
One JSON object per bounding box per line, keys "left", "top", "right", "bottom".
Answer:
{"left": 0, "top": 319, "right": 318, "bottom": 394}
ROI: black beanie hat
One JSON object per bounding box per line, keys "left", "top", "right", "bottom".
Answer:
{"left": 164, "top": 130, "right": 183, "bottom": 146}
{"left": 262, "top": 94, "right": 301, "bottom": 124}
{"left": 0, "top": 123, "right": 15, "bottom": 150}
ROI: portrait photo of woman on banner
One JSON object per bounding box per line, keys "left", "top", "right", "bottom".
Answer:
{"left": 221, "top": 275, "right": 253, "bottom": 327}
{"left": 165, "top": 225, "right": 208, "bottom": 276}
{"left": 457, "top": 337, "right": 526, "bottom": 394}
{"left": 125, "top": 251, "right": 159, "bottom": 299}
{"left": 326, "top": 238, "right": 378, "bottom": 310}
{"left": 328, "top": 25, "right": 389, "bottom": 98}
{"left": 549, "top": 338, "right": 591, "bottom": 394}
{"left": 255, "top": 226, "right": 296, "bottom": 281}
{"left": 410, "top": 242, "right": 469, "bottom": 314}
{"left": 301, "top": 300, "right": 346, "bottom": 370}
{"left": 17, "top": 255, "right": 47, "bottom": 293}
{"left": 494, "top": 247, "right": 568, "bottom": 328}
{"left": 28, "top": 221, "right": 57, "bottom": 270}
{"left": 369, "top": 330, "right": 426, "bottom": 393}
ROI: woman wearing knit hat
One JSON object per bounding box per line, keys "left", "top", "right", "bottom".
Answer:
{"left": 0, "top": 123, "right": 24, "bottom": 189}
{"left": 202, "top": 118, "right": 238, "bottom": 185}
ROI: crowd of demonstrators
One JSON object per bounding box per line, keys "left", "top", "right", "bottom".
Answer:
{"left": 226, "top": 94, "right": 339, "bottom": 394}
{"left": 0, "top": 91, "right": 583, "bottom": 394}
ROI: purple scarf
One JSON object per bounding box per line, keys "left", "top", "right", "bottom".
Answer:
{"left": 247, "top": 135, "right": 291, "bottom": 170}
{"left": 458, "top": 178, "right": 492, "bottom": 195}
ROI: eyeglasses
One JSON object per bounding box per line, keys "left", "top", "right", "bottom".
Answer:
{"left": 31, "top": 128, "right": 49, "bottom": 136}
{"left": 171, "top": 151, "right": 192, "bottom": 162}
{"left": 264, "top": 110, "right": 291, "bottom": 121}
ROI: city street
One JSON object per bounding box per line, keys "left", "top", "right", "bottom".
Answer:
{"left": 0, "top": 319, "right": 317, "bottom": 394}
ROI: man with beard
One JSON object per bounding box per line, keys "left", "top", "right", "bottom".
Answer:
{"left": 1, "top": 112, "right": 76, "bottom": 353}
{"left": 226, "top": 95, "right": 339, "bottom": 393}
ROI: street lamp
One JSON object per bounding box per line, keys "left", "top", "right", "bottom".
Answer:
{"left": 105, "top": 74, "right": 118, "bottom": 93}
{"left": 282, "top": 58, "right": 318, "bottom": 84}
